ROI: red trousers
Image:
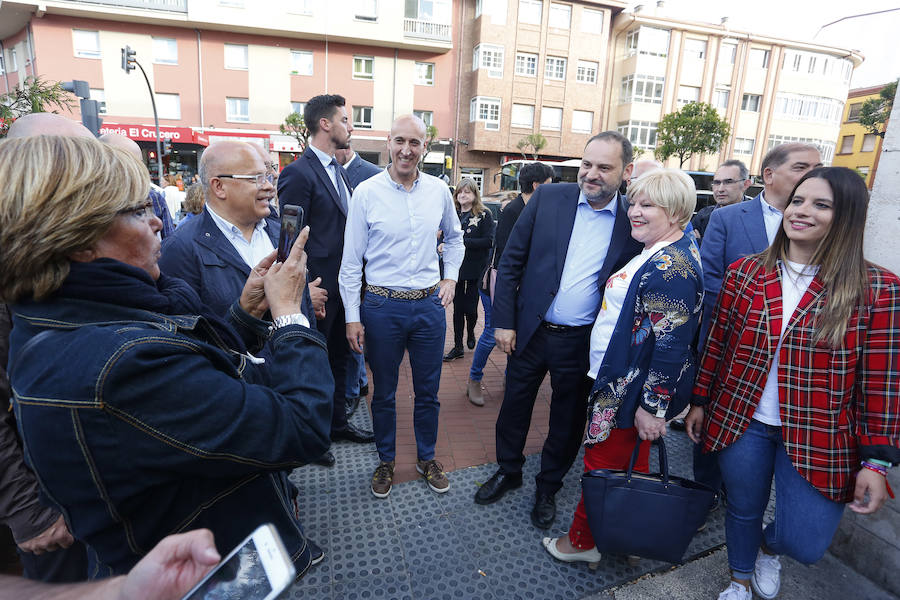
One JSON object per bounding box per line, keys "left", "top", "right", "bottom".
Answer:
{"left": 567, "top": 427, "right": 650, "bottom": 549}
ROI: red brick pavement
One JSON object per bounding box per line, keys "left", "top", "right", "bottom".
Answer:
{"left": 361, "top": 303, "right": 554, "bottom": 485}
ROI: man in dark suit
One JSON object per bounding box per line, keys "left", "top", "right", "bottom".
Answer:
{"left": 475, "top": 132, "right": 643, "bottom": 529}
{"left": 277, "top": 95, "right": 375, "bottom": 451}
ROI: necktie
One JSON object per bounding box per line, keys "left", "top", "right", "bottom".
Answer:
{"left": 330, "top": 158, "right": 348, "bottom": 213}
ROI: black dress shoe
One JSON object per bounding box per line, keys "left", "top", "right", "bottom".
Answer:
{"left": 474, "top": 469, "right": 523, "bottom": 505}
{"left": 331, "top": 422, "right": 375, "bottom": 444}
{"left": 345, "top": 395, "right": 360, "bottom": 418}
{"left": 467, "top": 333, "right": 476, "bottom": 349}
{"left": 359, "top": 383, "right": 369, "bottom": 397}
{"left": 443, "top": 346, "right": 464, "bottom": 361}
{"left": 531, "top": 492, "right": 556, "bottom": 529}
{"left": 312, "top": 450, "right": 335, "bottom": 467}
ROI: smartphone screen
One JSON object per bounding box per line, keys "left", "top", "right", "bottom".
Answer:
{"left": 181, "top": 524, "right": 295, "bottom": 600}
{"left": 277, "top": 204, "right": 304, "bottom": 263}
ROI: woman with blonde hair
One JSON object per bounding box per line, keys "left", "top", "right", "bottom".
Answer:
{"left": 178, "top": 182, "right": 205, "bottom": 227}
{"left": 443, "top": 178, "right": 495, "bottom": 368}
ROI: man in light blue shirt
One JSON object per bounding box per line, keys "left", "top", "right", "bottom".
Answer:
{"left": 340, "top": 115, "right": 464, "bottom": 499}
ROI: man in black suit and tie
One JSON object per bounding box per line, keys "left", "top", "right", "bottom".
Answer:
{"left": 278, "top": 95, "right": 375, "bottom": 457}
{"left": 474, "top": 132, "right": 642, "bottom": 529}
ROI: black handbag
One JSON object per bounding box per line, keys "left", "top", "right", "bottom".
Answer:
{"left": 581, "top": 437, "right": 716, "bottom": 563}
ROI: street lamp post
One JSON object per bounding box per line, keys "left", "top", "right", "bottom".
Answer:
{"left": 121, "top": 45, "right": 165, "bottom": 186}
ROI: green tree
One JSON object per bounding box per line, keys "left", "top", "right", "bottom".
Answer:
{"left": 279, "top": 111, "right": 309, "bottom": 152}
{"left": 859, "top": 80, "right": 897, "bottom": 137}
{"left": 0, "top": 77, "right": 77, "bottom": 138}
{"left": 516, "top": 133, "right": 547, "bottom": 160}
{"left": 653, "top": 102, "right": 730, "bottom": 168}
{"left": 425, "top": 124, "right": 439, "bottom": 155}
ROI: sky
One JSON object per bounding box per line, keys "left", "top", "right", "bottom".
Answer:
{"left": 628, "top": 0, "right": 900, "bottom": 88}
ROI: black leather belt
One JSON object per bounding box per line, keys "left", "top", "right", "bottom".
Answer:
{"left": 540, "top": 321, "right": 591, "bottom": 333}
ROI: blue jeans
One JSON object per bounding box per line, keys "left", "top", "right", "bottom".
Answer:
{"left": 361, "top": 291, "right": 445, "bottom": 462}
{"left": 344, "top": 348, "right": 367, "bottom": 399}
{"left": 469, "top": 289, "right": 495, "bottom": 382}
{"left": 718, "top": 419, "right": 845, "bottom": 579}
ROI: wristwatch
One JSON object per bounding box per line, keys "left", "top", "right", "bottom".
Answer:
{"left": 270, "top": 312, "right": 310, "bottom": 332}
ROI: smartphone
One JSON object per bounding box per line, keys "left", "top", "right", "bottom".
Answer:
{"left": 180, "top": 523, "right": 295, "bottom": 600}
{"left": 277, "top": 204, "right": 304, "bottom": 262}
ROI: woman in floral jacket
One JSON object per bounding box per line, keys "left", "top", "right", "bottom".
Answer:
{"left": 543, "top": 168, "right": 703, "bottom": 566}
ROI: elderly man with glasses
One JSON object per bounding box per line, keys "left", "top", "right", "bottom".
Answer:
{"left": 690, "top": 159, "right": 752, "bottom": 241}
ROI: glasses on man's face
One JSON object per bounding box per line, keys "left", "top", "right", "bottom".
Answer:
{"left": 216, "top": 173, "right": 275, "bottom": 188}
{"left": 117, "top": 201, "right": 156, "bottom": 221}
{"left": 711, "top": 178, "right": 745, "bottom": 187}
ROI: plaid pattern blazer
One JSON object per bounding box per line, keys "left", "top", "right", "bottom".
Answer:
{"left": 693, "top": 256, "right": 900, "bottom": 502}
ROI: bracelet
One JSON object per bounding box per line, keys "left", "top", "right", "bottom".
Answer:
{"left": 869, "top": 458, "right": 893, "bottom": 468}
{"left": 861, "top": 462, "right": 895, "bottom": 499}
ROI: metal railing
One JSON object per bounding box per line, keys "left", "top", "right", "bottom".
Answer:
{"left": 68, "top": 0, "right": 187, "bottom": 12}
{"left": 402, "top": 18, "right": 451, "bottom": 42}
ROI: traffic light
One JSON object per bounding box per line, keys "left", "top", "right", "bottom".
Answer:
{"left": 148, "top": 150, "right": 157, "bottom": 160}
{"left": 61, "top": 80, "right": 90, "bottom": 99}
{"left": 121, "top": 46, "right": 136, "bottom": 73}
{"left": 79, "top": 99, "right": 103, "bottom": 137}
{"left": 161, "top": 139, "right": 172, "bottom": 156}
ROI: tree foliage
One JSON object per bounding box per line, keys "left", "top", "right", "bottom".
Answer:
{"left": 516, "top": 133, "right": 547, "bottom": 160}
{"left": 653, "top": 102, "right": 730, "bottom": 168}
{"left": 859, "top": 80, "right": 897, "bottom": 137}
{"left": 425, "top": 124, "right": 439, "bottom": 155}
{"left": 0, "top": 77, "right": 77, "bottom": 138}
{"left": 279, "top": 111, "right": 309, "bottom": 152}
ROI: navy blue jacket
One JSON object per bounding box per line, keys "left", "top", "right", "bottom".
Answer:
{"left": 343, "top": 154, "right": 382, "bottom": 189}
{"left": 492, "top": 184, "right": 642, "bottom": 356}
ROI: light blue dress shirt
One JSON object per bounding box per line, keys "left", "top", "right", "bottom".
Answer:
{"left": 308, "top": 143, "right": 340, "bottom": 192}
{"left": 758, "top": 191, "right": 784, "bottom": 245}
{"left": 543, "top": 192, "right": 618, "bottom": 326}
{"left": 204, "top": 204, "right": 274, "bottom": 269}
{"left": 339, "top": 169, "right": 464, "bottom": 323}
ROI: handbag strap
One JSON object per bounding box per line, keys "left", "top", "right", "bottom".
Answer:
{"left": 626, "top": 436, "right": 670, "bottom": 484}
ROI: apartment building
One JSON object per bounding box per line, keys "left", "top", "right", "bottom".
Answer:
{"left": 0, "top": 0, "right": 457, "bottom": 179}
{"left": 831, "top": 83, "right": 890, "bottom": 189}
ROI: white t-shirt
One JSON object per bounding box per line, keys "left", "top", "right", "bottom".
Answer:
{"left": 587, "top": 241, "right": 670, "bottom": 379}
{"left": 752, "top": 259, "right": 819, "bottom": 426}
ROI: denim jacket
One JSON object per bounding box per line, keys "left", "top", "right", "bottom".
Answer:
{"left": 8, "top": 296, "right": 333, "bottom": 577}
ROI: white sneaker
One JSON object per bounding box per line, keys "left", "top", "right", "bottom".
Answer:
{"left": 751, "top": 550, "right": 782, "bottom": 599}
{"left": 717, "top": 581, "right": 752, "bottom": 600}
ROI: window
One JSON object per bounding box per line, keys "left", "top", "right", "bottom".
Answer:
{"left": 861, "top": 134, "right": 877, "bottom": 152}
{"left": 152, "top": 38, "right": 178, "bottom": 65}
{"left": 413, "top": 110, "right": 433, "bottom": 127}
{"left": 683, "top": 38, "right": 706, "bottom": 60}
{"left": 767, "top": 135, "right": 835, "bottom": 165}
{"left": 857, "top": 166, "right": 870, "bottom": 181}
{"left": 774, "top": 93, "right": 843, "bottom": 125}
{"left": 617, "top": 120, "right": 658, "bottom": 149}
{"left": 73, "top": 30, "right": 100, "bottom": 59}
{"left": 156, "top": 93, "right": 181, "bottom": 120}
{"left": 544, "top": 56, "right": 566, "bottom": 80}
{"left": 515, "top": 52, "right": 537, "bottom": 76}
{"left": 620, "top": 75, "right": 664, "bottom": 104}
{"left": 0, "top": 52, "right": 5, "bottom": 75}
{"left": 226, "top": 97, "right": 249, "bottom": 122}
{"left": 511, "top": 103, "right": 534, "bottom": 127}
{"left": 839, "top": 135, "right": 855, "bottom": 154}
{"left": 677, "top": 85, "right": 700, "bottom": 105}
{"left": 581, "top": 8, "right": 603, "bottom": 34}
{"left": 734, "top": 137, "right": 755, "bottom": 155}
{"left": 8, "top": 48, "right": 17, "bottom": 72}
{"left": 224, "top": 44, "right": 248, "bottom": 69}
{"left": 720, "top": 42, "right": 737, "bottom": 65}
{"left": 847, "top": 102, "right": 862, "bottom": 122}
{"left": 576, "top": 60, "right": 598, "bottom": 84}
{"left": 807, "top": 56, "right": 817, "bottom": 74}
{"left": 625, "top": 26, "right": 670, "bottom": 58}
{"left": 415, "top": 61, "right": 435, "bottom": 85}
{"left": 470, "top": 96, "right": 501, "bottom": 130}
{"left": 406, "top": 0, "right": 452, "bottom": 21}
{"left": 90, "top": 88, "right": 107, "bottom": 114}
{"left": 291, "top": 101, "right": 306, "bottom": 115}
{"left": 572, "top": 110, "right": 593, "bottom": 133}
{"left": 290, "top": 50, "right": 313, "bottom": 76}
{"left": 548, "top": 3, "right": 570, "bottom": 29}
{"left": 749, "top": 48, "right": 770, "bottom": 69}
{"left": 741, "top": 94, "right": 761, "bottom": 112}
{"left": 713, "top": 88, "right": 730, "bottom": 110}
{"left": 355, "top": 0, "right": 377, "bottom": 20}
{"left": 353, "top": 55, "right": 374, "bottom": 80}
{"left": 461, "top": 168, "right": 485, "bottom": 193}
{"left": 473, "top": 44, "right": 504, "bottom": 77}
{"left": 540, "top": 106, "right": 562, "bottom": 131}
{"left": 790, "top": 52, "right": 802, "bottom": 72}
{"left": 518, "top": 0, "right": 542, "bottom": 24}
{"left": 353, "top": 106, "right": 373, "bottom": 129}
{"left": 476, "top": 0, "right": 508, "bottom": 25}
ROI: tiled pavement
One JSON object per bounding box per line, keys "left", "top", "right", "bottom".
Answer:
{"left": 282, "top": 306, "right": 731, "bottom": 599}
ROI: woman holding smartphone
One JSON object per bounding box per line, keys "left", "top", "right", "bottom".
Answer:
{"left": 686, "top": 167, "right": 900, "bottom": 600}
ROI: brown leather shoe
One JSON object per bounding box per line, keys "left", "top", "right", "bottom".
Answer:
{"left": 467, "top": 378, "right": 484, "bottom": 406}
{"left": 371, "top": 461, "right": 395, "bottom": 498}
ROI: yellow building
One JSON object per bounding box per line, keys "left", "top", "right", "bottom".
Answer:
{"left": 832, "top": 84, "right": 889, "bottom": 189}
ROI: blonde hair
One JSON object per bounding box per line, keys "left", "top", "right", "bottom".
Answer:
{"left": 452, "top": 177, "right": 486, "bottom": 216}
{"left": 183, "top": 183, "right": 205, "bottom": 215}
{"left": 0, "top": 136, "right": 149, "bottom": 302}
{"left": 626, "top": 168, "right": 696, "bottom": 228}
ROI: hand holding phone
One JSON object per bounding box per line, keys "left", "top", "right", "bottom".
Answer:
{"left": 277, "top": 205, "right": 304, "bottom": 263}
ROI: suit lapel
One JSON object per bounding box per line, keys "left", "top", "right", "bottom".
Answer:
{"left": 195, "top": 210, "right": 252, "bottom": 275}
{"left": 597, "top": 193, "right": 633, "bottom": 284}
{"left": 555, "top": 187, "right": 579, "bottom": 282}
{"left": 742, "top": 195, "right": 770, "bottom": 253}
{"left": 303, "top": 149, "right": 346, "bottom": 216}
{"left": 783, "top": 273, "right": 825, "bottom": 340}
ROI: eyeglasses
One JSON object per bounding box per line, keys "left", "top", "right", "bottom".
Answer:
{"left": 711, "top": 178, "right": 746, "bottom": 187}
{"left": 117, "top": 201, "right": 156, "bottom": 221}
{"left": 216, "top": 173, "right": 275, "bottom": 187}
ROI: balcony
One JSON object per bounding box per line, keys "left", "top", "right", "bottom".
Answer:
{"left": 403, "top": 18, "right": 451, "bottom": 42}
{"left": 68, "top": 0, "right": 187, "bottom": 12}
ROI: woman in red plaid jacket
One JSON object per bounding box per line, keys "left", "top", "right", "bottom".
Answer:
{"left": 685, "top": 167, "right": 900, "bottom": 600}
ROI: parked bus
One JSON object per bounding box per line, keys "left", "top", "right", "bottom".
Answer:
{"left": 497, "top": 159, "right": 581, "bottom": 192}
